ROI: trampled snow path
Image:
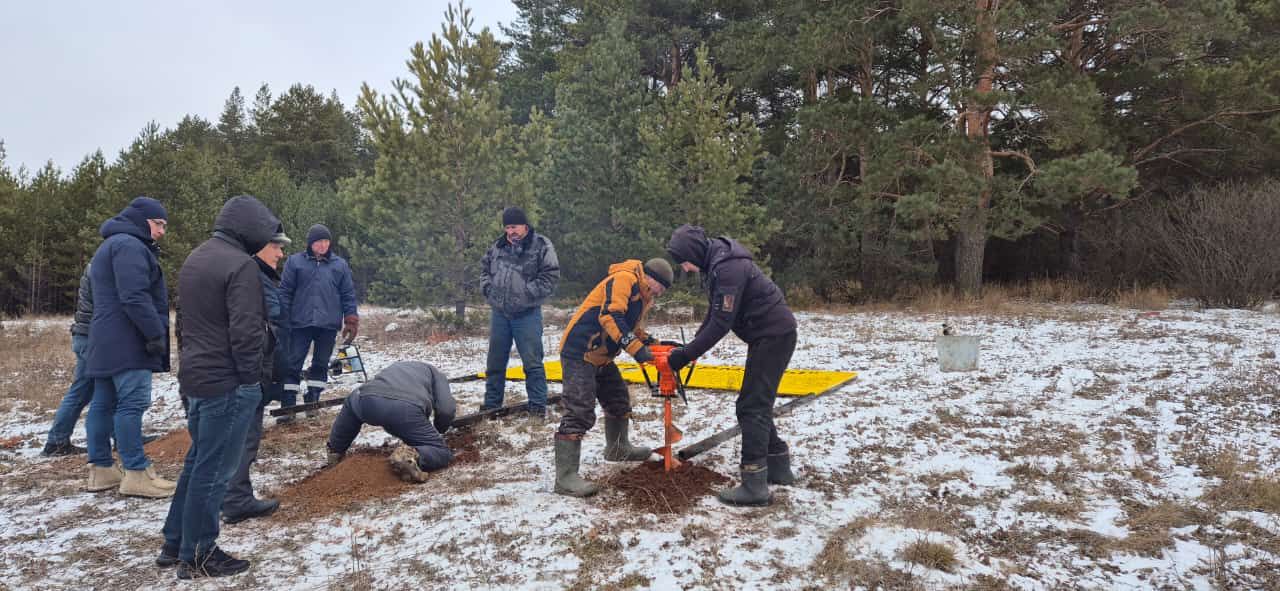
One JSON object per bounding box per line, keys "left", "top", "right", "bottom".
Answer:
{"left": 1, "top": 303, "right": 1278, "bottom": 589}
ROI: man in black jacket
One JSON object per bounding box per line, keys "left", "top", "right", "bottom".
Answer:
{"left": 326, "top": 361, "right": 456, "bottom": 483}
{"left": 156, "top": 195, "right": 279, "bottom": 580}
{"left": 665, "top": 225, "right": 798, "bottom": 507}
{"left": 41, "top": 264, "right": 96, "bottom": 456}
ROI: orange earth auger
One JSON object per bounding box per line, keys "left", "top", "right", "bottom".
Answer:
{"left": 640, "top": 343, "right": 693, "bottom": 472}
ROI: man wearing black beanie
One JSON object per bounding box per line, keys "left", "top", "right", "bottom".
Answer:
{"left": 479, "top": 206, "right": 560, "bottom": 419}
{"left": 278, "top": 223, "right": 359, "bottom": 418}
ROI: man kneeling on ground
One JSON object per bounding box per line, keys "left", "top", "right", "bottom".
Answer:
{"left": 325, "top": 361, "right": 456, "bottom": 482}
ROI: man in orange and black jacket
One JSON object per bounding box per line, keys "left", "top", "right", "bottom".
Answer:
{"left": 552, "top": 258, "right": 674, "bottom": 497}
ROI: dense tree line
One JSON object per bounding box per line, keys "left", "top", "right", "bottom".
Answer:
{"left": 2, "top": 0, "right": 1278, "bottom": 316}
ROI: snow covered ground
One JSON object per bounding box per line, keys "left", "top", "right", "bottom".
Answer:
{"left": 1, "top": 302, "right": 1278, "bottom": 590}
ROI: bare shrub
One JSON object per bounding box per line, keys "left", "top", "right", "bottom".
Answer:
{"left": 1147, "top": 179, "right": 1280, "bottom": 308}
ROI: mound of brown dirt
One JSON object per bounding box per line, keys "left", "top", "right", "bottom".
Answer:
{"left": 604, "top": 461, "right": 730, "bottom": 515}
{"left": 144, "top": 429, "right": 191, "bottom": 468}
{"left": 274, "top": 447, "right": 411, "bottom": 523}
{"left": 445, "top": 430, "right": 481, "bottom": 464}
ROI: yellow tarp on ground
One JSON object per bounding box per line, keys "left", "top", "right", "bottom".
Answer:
{"left": 481, "top": 361, "right": 856, "bottom": 396}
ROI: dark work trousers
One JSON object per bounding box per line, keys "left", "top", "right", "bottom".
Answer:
{"left": 737, "top": 330, "right": 797, "bottom": 466}
{"left": 556, "top": 357, "right": 632, "bottom": 437}
{"left": 327, "top": 393, "right": 453, "bottom": 471}
{"left": 282, "top": 326, "right": 338, "bottom": 406}
{"left": 221, "top": 392, "right": 267, "bottom": 514}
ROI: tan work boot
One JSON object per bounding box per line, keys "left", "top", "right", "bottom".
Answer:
{"left": 388, "top": 445, "right": 428, "bottom": 483}
{"left": 145, "top": 465, "right": 177, "bottom": 490}
{"left": 86, "top": 463, "right": 124, "bottom": 492}
{"left": 120, "top": 468, "right": 176, "bottom": 498}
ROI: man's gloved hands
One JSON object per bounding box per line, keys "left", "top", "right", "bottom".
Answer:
{"left": 641, "top": 335, "right": 658, "bottom": 346}
{"left": 341, "top": 315, "right": 359, "bottom": 345}
{"left": 145, "top": 336, "right": 166, "bottom": 357}
{"left": 667, "top": 347, "right": 692, "bottom": 373}
{"left": 633, "top": 345, "right": 654, "bottom": 364}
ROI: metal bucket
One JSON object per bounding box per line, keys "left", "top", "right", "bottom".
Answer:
{"left": 937, "top": 335, "right": 980, "bottom": 372}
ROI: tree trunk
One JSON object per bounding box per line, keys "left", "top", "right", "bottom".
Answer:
{"left": 955, "top": 0, "right": 999, "bottom": 296}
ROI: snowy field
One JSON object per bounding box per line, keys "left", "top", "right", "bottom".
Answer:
{"left": 1, "top": 303, "right": 1279, "bottom": 590}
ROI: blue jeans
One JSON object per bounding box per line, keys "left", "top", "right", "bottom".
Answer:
{"left": 46, "top": 334, "right": 94, "bottom": 446}
{"left": 483, "top": 307, "right": 546, "bottom": 413}
{"left": 282, "top": 326, "right": 337, "bottom": 406}
{"left": 86, "top": 369, "right": 153, "bottom": 470}
{"left": 161, "top": 384, "right": 259, "bottom": 562}
{"left": 328, "top": 393, "right": 454, "bottom": 471}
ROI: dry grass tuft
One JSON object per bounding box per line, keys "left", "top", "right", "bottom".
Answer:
{"left": 1109, "top": 285, "right": 1172, "bottom": 310}
{"left": 811, "top": 517, "right": 876, "bottom": 583}
{"left": 1205, "top": 475, "right": 1280, "bottom": 514}
{"left": 900, "top": 538, "right": 958, "bottom": 572}
{"left": 1115, "top": 500, "right": 1203, "bottom": 556}
{"left": 1018, "top": 498, "right": 1085, "bottom": 520}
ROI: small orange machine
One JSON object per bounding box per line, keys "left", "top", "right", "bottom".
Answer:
{"left": 641, "top": 343, "right": 691, "bottom": 471}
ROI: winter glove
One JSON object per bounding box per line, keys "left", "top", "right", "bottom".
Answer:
{"left": 667, "top": 347, "right": 692, "bottom": 373}
{"left": 641, "top": 335, "right": 658, "bottom": 346}
{"left": 341, "top": 315, "right": 359, "bottom": 345}
{"left": 145, "top": 336, "right": 166, "bottom": 357}
{"left": 633, "top": 345, "right": 654, "bottom": 364}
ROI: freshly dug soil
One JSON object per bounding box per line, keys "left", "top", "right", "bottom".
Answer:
{"left": 445, "top": 430, "right": 481, "bottom": 465}
{"left": 274, "top": 447, "right": 411, "bottom": 523}
{"left": 273, "top": 432, "right": 479, "bottom": 523}
{"left": 605, "top": 461, "right": 730, "bottom": 515}
{"left": 144, "top": 429, "right": 191, "bottom": 468}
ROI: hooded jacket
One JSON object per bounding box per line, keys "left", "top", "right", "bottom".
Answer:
{"left": 351, "top": 361, "right": 457, "bottom": 435}
{"left": 667, "top": 225, "right": 796, "bottom": 357}
{"left": 480, "top": 228, "right": 559, "bottom": 316}
{"left": 177, "top": 195, "right": 279, "bottom": 397}
{"left": 559, "top": 260, "right": 655, "bottom": 366}
{"left": 84, "top": 204, "right": 169, "bottom": 377}
{"left": 279, "top": 233, "right": 357, "bottom": 331}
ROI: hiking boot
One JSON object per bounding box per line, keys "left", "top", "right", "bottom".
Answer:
{"left": 155, "top": 543, "right": 179, "bottom": 568}
{"left": 326, "top": 450, "right": 345, "bottom": 468}
{"left": 141, "top": 433, "right": 161, "bottom": 445}
{"left": 305, "top": 409, "right": 318, "bottom": 419}
{"left": 42, "top": 440, "right": 86, "bottom": 457}
{"left": 176, "top": 546, "right": 250, "bottom": 579}
{"left": 767, "top": 450, "right": 797, "bottom": 485}
{"left": 145, "top": 465, "right": 177, "bottom": 490}
{"left": 119, "top": 468, "right": 175, "bottom": 498}
{"left": 223, "top": 498, "right": 280, "bottom": 524}
{"left": 553, "top": 435, "right": 600, "bottom": 498}
{"left": 602, "top": 415, "right": 652, "bottom": 462}
{"left": 85, "top": 463, "right": 123, "bottom": 492}
{"left": 717, "top": 464, "right": 772, "bottom": 507}
{"left": 275, "top": 415, "right": 295, "bottom": 426}
{"left": 388, "top": 445, "right": 428, "bottom": 483}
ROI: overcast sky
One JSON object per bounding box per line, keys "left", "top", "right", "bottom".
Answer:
{"left": 0, "top": 0, "right": 519, "bottom": 176}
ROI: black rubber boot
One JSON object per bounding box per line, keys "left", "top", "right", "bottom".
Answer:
{"left": 717, "top": 464, "right": 772, "bottom": 507}
{"left": 42, "top": 441, "right": 86, "bottom": 457}
{"left": 553, "top": 435, "right": 600, "bottom": 497}
{"left": 602, "top": 415, "right": 652, "bottom": 462}
{"left": 177, "top": 546, "right": 250, "bottom": 579}
{"left": 222, "top": 498, "right": 280, "bottom": 524}
{"left": 767, "top": 451, "right": 796, "bottom": 485}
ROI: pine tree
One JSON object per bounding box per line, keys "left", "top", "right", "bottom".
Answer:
{"left": 539, "top": 16, "right": 652, "bottom": 286}
{"left": 635, "top": 45, "right": 770, "bottom": 254}
{"left": 347, "top": 2, "right": 550, "bottom": 313}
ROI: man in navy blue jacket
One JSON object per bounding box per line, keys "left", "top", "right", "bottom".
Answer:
{"left": 83, "top": 196, "right": 176, "bottom": 498}
{"left": 278, "top": 224, "right": 358, "bottom": 415}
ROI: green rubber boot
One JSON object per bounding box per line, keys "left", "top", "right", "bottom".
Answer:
{"left": 554, "top": 435, "right": 601, "bottom": 498}
{"left": 717, "top": 464, "right": 772, "bottom": 507}
{"left": 602, "top": 415, "right": 652, "bottom": 462}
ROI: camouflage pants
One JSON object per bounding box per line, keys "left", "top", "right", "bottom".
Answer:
{"left": 556, "top": 357, "right": 632, "bottom": 436}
